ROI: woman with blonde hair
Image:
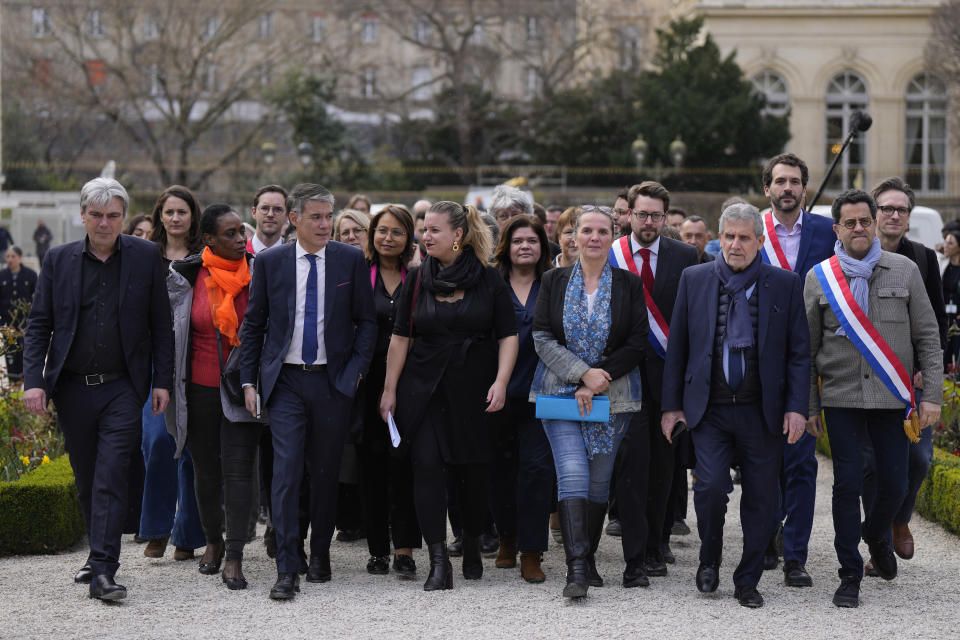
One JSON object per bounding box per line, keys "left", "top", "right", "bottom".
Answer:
{"left": 335, "top": 209, "right": 371, "bottom": 249}
{"left": 380, "top": 201, "right": 519, "bottom": 591}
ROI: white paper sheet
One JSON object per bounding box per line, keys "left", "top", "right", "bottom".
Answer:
{"left": 387, "top": 411, "right": 401, "bottom": 448}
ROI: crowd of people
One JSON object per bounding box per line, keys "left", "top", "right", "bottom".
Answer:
{"left": 16, "top": 151, "right": 949, "bottom": 611}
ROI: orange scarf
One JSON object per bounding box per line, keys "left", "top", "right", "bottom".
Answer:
{"left": 201, "top": 246, "right": 250, "bottom": 346}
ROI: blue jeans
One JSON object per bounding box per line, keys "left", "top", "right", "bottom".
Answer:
{"left": 139, "top": 397, "right": 205, "bottom": 550}
{"left": 542, "top": 414, "right": 630, "bottom": 503}
{"left": 824, "top": 407, "right": 909, "bottom": 579}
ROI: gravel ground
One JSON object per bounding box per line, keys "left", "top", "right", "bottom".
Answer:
{"left": 2, "top": 453, "right": 958, "bottom": 640}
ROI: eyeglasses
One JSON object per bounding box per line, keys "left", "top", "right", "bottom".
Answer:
{"left": 340, "top": 228, "right": 367, "bottom": 237}
{"left": 375, "top": 226, "right": 407, "bottom": 239}
{"left": 839, "top": 217, "right": 874, "bottom": 230}
{"left": 257, "top": 205, "right": 285, "bottom": 215}
{"left": 633, "top": 210, "right": 665, "bottom": 222}
{"left": 581, "top": 205, "right": 613, "bottom": 214}
{"left": 877, "top": 205, "right": 910, "bottom": 217}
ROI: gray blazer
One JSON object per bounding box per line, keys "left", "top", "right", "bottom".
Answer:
{"left": 804, "top": 251, "right": 943, "bottom": 415}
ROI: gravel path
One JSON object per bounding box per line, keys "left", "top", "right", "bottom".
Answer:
{"left": 2, "top": 453, "right": 957, "bottom": 640}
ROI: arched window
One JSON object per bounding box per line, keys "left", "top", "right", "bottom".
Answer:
{"left": 905, "top": 73, "right": 948, "bottom": 193}
{"left": 825, "top": 72, "right": 869, "bottom": 191}
{"left": 752, "top": 71, "right": 790, "bottom": 117}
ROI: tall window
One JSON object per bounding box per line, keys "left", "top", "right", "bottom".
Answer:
{"left": 147, "top": 64, "right": 162, "bottom": 96}
{"left": 361, "top": 67, "right": 376, "bottom": 99}
{"left": 258, "top": 12, "right": 273, "bottom": 40}
{"left": 32, "top": 8, "right": 51, "bottom": 38}
{"left": 202, "top": 64, "right": 217, "bottom": 93}
{"left": 526, "top": 16, "right": 539, "bottom": 44}
{"left": 413, "top": 15, "right": 430, "bottom": 44}
{"left": 618, "top": 26, "right": 640, "bottom": 70}
{"left": 361, "top": 15, "right": 378, "bottom": 44}
{"left": 825, "top": 71, "right": 869, "bottom": 191}
{"left": 905, "top": 73, "right": 948, "bottom": 193}
{"left": 412, "top": 66, "right": 431, "bottom": 100}
{"left": 86, "top": 9, "right": 104, "bottom": 38}
{"left": 525, "top": 67, "right": 542, "bottom": 100}
{"left": 310, "top": 15, "right": 326, "bottom": 43}
{"left": 143, "top": 14, "right": 159, "bottom": 40}
{"left": 203, "top": 15, "right": 221, "bottom": 40}
{"left": 751, "top": 70, "right": 790, "bottom": 117}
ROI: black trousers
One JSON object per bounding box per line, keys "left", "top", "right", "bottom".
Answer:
{"left": 221, "top": 419, "right": 267, "bottom": 560}
{"left": 358, "top": 441, "right": 421, "bottom": 556}
{"left": 268, "top": 366, "right": 351, "bottom": 573}
{"left": 56, "top": 376, "right": 142, "bottom": 577}
{"left": 186, "top": 383, "right": 225, "bottom": 544}
{"left": 411, "top": 402, "right": 488, "bottom": 545}
{"left": 488, "top": 398, "right": 555, "bottom": 552}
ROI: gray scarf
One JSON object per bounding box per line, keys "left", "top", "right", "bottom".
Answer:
{"left": 833, "top": 237, "right": 882, "bottom": 337}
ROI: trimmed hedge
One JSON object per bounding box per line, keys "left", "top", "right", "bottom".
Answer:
{"left": 0, "top": 455, "right": 84, "bottom": 556}
{"left": 815, "top": 421, "right": 960, "bottom": 536}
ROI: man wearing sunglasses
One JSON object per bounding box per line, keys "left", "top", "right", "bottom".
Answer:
{"left": 607, "top": 180, "right": 698, "bottom": 588}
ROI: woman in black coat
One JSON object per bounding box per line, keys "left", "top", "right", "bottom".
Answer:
{"left": 0, "top": 246, "right": 38, "bottom": 381}
{"left": 380, "top": 201, "right": 518, "bottom": 592}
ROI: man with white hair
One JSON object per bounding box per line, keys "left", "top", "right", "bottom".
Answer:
{"left": 489, "top": 184, "right": 533, "bottom": 231}
{"left": 23, "top": 177, "right": 174, "bottom": 601}
{"left": 661, "top": 202, "right": 809, "bottom": 608}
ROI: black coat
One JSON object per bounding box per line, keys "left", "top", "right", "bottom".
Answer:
{"left": 0, "top": 266, "right": 38, "bottom": 324}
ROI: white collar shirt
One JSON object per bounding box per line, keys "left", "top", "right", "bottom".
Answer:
{"left": 630, "top": 234, "right": 661, "bottom": 277}
{"left": 284, "top": 241, "right": 327, "bottom": 365}
{"left": 772, "top": 214, "right": 803, "bottom": 271}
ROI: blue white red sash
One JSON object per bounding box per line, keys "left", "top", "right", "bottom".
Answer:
{"left": 760, "top": 211, "right": 792, "bottom": 270}
{"left": 812, "top": 255, "right": 915, "bottom": 417}
{"left": 609, "top": 235, "right": 668, "bottom": 359}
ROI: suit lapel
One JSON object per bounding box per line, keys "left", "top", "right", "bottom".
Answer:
{"left": 704, "top": 271, "right": 719, "bottom": 350}
{"left": 652, "top": 238, "right": 672, "bottom": 305}
{"left": 324, "top": 242, "right": 337, "bottom": 323}
{"left": 757, "top": 269, "right": 771, "bottom": 354}
{"left": 792, "top": 210, "right": 813, "bottom": 274}
{"left": 117, "top": 235, "right": 131, "bottom": 308}
{"left": 70, "top": 241, "right": 83, "bottom": 323}
{"left": 285, "top": 242, "right": 297, "bottom": 335}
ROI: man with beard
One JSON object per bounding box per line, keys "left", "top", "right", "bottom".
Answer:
{"left": 614, "top": 188, "right": 631, "bottom": 238}
{"left": 758, "top": 153, "right": 834, "bottom": 587}
{"left": 608, "top": 181, "right": 698, "bottom": 587}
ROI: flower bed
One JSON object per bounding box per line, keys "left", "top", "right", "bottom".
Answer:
{"left": 0, "top": 455, "right": 84, "bottom": 556}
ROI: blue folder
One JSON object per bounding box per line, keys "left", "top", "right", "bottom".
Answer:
{"left": 535, "top": 395, "right": 610, "bottom": 423}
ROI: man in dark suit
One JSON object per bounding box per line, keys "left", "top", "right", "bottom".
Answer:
{"left": 608, "top": 181, "right": 699, "bottom": 587}
{"left": 23, "top": 177, "right": 173, "bottom": 601}
{"left": 238, "top": 183, "right": 376, "bottom": 600}
{"left": 662, "top": 202, "right": 809, "bottom": 608}
{"left": 759, "top": 153, "right": 834, "bottom": 585}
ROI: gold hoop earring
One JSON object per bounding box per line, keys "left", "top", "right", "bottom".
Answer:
{"left": 452, "top": 241, "right": 460, "bottom": 252}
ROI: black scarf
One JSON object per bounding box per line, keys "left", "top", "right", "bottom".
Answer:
{"left": 713, "top": 252, "right": 762, "bottom": 350}
{"left": 420, "top": 245, "right": 485, "bottom": 296}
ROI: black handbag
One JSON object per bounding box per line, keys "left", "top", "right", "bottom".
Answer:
{"left": 215, "top": 330, "right": 247, "bottom": 406}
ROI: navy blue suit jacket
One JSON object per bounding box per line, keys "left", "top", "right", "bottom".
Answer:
{"left": 237, "top": 241, "right": 376, "bottom": 404}
{"left": 790, "top": 210, "right": 836, "bottom": 278}
{"left": 661, "top": 260, "right": 811, "bottom": 434}
{"left": 23, "top": 234, "right": 174, "bottom": 403}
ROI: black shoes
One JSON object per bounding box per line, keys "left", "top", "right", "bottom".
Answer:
{"left": 393, "top": 553, "right": 417, "bottom": 580}
{"left": 447, "top": 536, "right": 463, "bottom": 557}
{"left": 461, "top": 536, "right": 484, "bottom": 580}
{"left": 734, "top": 585, "right": 764, "bottom": 608}
{"left": 366, "top": 555, "right": 390, "bottom": 575}
{"left": 661, "top": 541, "right": 676, "bottom": 565}
{"left": 763, "top": 536, "right": 779, "bottom": 570}
{"left": 306, "top": 553, "right": 332, "bottom": 583}
{"left": 696, "top": 562, "right": 720, "bottom": 593}
{"left": 605, "top": 518, "right": 622, "bottom": 537}
{"left": 269, "top": 572, "right": 300, "bottom": 600}
{"left": 264, "top": 526, "right": 277, "bottom": 559}
{"left": 480, "top": 532, "right": 499, "bottom": 556}
{"left": 335, "top": 527, "right": 365, "bottom": 542}
{"left": 865, "top": 537, "right": 898, "bottom": 581}
{"left": 644, "top": 548, "right": 668, "bottom": 577}
{"left": 558, "top": 498, "right": 590, "bottom": 599}
{"left": 74, "top": 561, "right": 93, "bottom": 584}
{"left": 89, "top": 575, "right": 126, "bottom": 601}
{"left": 783, "top": 560, "right": 813, "bottom": 587}
{"left": 221, "top": 559, "right": 248, "bottom": 590}
{"left": 423, "top": 542, "right": 453, "bottom": 591}
{"left": 586, "top": 502, "right": 607, "bottom": 588}
{"left": 833, "top": 577, "right": 860, "bottom": 608}
{"left": 622, "top": 560, "right": 650, "bottom": 588}
{"left": 198, "top": 541, "right": 224, "bottom": 575}
{"left": 671, "top": 520, "right": 691, "bottom": 536}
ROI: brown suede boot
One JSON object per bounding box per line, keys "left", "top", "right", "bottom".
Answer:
{"left": 520, "top": 551, "right": 546, "bottom": 583}
{"left": 143, "top": 536, "right": 169, "bottom": 558}
{"left": 495, "top": 536, "right": 518, "bottom": 568}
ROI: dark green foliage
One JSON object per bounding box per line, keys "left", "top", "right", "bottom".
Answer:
{"left": 0, "top": 456, "right": 84, "bottom": 556}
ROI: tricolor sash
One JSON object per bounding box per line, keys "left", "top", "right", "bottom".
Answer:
{"left": 812, "top": 255, "right": 915, "bottom": 418}
{"left": 760, "top": 211, "right": 792, "bottom": 270}
{"left": 609, "top": 235, "right": 669, "bottom": 359}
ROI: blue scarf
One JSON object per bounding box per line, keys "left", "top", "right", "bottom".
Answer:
{"left": 713, "top": 252, "right": 762, "bottom": 350}
{"left": 560, "top": 261, "right": 616, "bottom": 457}
{"left": 833, "top": 237, "right": 882, "bottom": 337}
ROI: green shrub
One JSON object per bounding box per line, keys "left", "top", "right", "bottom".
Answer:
{"left": 916, "top": 448, "right": 960, "bottom": 536}
{"left": 0, "top": 455, "right": 84, "bottom": 556}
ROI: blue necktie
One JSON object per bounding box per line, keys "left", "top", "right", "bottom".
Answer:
{"left": 727, "top": 346, "right": 742, "bottom": 392}
{"left": 302, "top": 254, "right": 318, "bottom": 364}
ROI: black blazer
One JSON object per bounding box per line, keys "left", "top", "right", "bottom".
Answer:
{"left": 237, "top": 240, "right": 377, "bottom": 404}
{"left": 532, "top": 265, "right": 648, "bottom": 381}
{"left": 23, "top": 234, "right": 174, "bottom": 402}
{"left": 0, "top": 265, "right": 38, "bottom": 324}
{"left": 661, "top": 261, "right": 810, "bottom": 434}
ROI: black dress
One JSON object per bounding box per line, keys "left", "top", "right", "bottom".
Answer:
{"left": 943, "top": 264, "right": 960, "bottom": 364}
{"left": 393, "top": 265, "right": 517, "bottom": 465}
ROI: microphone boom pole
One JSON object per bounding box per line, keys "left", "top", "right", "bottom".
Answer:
{"left": 806, "top": 110, "right": 872, "bottom": 212}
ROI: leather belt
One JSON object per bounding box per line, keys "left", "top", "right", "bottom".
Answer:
{"left": 64, "top": 372, "right": 125, "bottom": 386}
{"left": 283, "top": 363, "right": 327, "bottom": 373}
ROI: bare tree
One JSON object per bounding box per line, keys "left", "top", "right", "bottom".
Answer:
{"left": 926, "top": 0, "right": 960, "bottom": 147}
{"left": 6, "top": 0, "right": 307, "bottom": 190}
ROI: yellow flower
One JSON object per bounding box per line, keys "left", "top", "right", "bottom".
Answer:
{"left": 20, "top": 456, "right": 30, "bottom": 466}
{"left": 42, "top": 455, "right": 51, "bottom": 464}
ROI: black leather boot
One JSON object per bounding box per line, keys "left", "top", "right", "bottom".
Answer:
{"left": 559, "top": 498, "right": 590, "bottom": 598}
{"left": 423, "top": 542, "right": 453, "bottom": 591}
{"left": 586, "top": 502, "right": 607, "bottom": 587}
{"left": 461, "top": 535, "right": 483, "bottom": 580}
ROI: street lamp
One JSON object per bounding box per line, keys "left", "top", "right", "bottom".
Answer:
{"left": 669, "top": 136, "right": 687, "bottom": 168}
{"left": 631, "top": 135, "right": 648, "bottom": 169}
{"left": 261, "top": 141, "right": 277, "bottom": 168}
{"left": 297, "top": 141, "right": 314, "bottom": 169}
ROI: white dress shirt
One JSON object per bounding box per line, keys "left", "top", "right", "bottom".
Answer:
{"left": 251, "top": 233, "right": 280, "bottom": 255}
{"left": 631, "top": 234, "right": 661, "bottom": 276}
{"left": 772, "top": 215, "right": 803, "bottom": 271}
{"left": 284, "top": 241, "right": 327, "bottom": 365}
